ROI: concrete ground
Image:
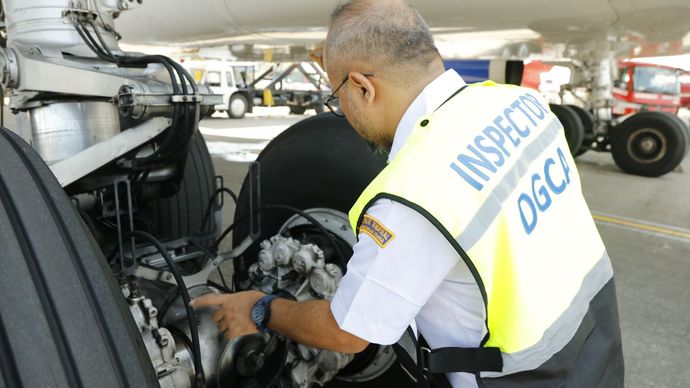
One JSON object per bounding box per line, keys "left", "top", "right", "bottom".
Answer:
{"left": 201, "top": 107, "right": 690, "bottom": 388}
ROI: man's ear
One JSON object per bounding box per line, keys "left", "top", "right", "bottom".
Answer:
{"left": 348, "top": 72, "right": 376, "bottom": 105}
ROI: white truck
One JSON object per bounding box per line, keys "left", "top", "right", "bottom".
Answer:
{"left": 187, "top": 60, "right": 256, "bottom": 118}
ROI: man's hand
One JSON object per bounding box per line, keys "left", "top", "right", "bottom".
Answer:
{"left": 190, "top": 290, "right": 265, "bottom": 340}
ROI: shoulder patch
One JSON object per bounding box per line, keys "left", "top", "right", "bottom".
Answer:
{"left": 360, "top": 215, "right": 396, "bottom": 248}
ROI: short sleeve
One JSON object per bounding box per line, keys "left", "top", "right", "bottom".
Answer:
{"left": 330, "top": 198, "right": 460, "bottom": 345}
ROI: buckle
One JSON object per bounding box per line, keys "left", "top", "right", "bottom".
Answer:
{"left": 419, "top": 346, "right": 431, "bottom": 372}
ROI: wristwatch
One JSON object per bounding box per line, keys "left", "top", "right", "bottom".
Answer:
{"left": 251, "top": 294, "right": 279, "bottom": 334}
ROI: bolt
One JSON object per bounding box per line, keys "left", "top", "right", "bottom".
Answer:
{"left": 152, "top": 328, "right": 169, "bottom": 347}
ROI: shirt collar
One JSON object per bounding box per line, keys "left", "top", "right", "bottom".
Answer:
{"left": 388, "top": 69, "right": 466, "bottom": 162}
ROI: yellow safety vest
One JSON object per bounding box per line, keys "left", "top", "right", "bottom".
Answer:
{"left": 349, "top": 82, "right": 619, "bottom": 379}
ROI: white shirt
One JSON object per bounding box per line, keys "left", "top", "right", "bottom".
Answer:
{"left": 330, "top": 70, "right": 485, "bottom": 388}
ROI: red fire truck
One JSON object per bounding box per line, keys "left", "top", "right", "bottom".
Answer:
{"left": 680, "top": 72, "right": 690, "bottom": 108}
{"left": 611, "top": 61, "right": 683, "bottom": 116}
{"left": 522, "top": 60, "right": 686, "bottom": 115}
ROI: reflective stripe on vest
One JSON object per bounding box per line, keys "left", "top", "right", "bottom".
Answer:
{"left": 349, "top": 81, "right": 614, "bottom": 376}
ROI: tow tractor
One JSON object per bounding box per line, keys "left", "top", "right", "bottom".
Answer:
{"left": 189, "top": 61, "right": 330, "bottom": 118}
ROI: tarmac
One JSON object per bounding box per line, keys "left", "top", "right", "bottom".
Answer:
{"left": 202, "top": 108, "right": 690, "bottom": 388}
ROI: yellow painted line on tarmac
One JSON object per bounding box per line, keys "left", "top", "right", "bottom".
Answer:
{"left": 592, "top": 214, "right": 690, "bottom": 241}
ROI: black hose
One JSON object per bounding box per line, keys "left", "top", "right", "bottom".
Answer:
{"left": 127, "top": 231, "right": 205, "bottom": 388}
{"left": 74, "top": 23, "right": 113, "bottom": 61}
{"left": 86, "top": 21, "right": 114, "bottom": 59}
{"left": 198, "top": 187, "right": 240, "bottom": 234}
{"left": 207, "top": 279, "right": 232, "bottom": 294}
{"left": 74, "top": 21, "right": 202, "bottom": 169}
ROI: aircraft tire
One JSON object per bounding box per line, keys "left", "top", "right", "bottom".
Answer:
{"left": 665, "top": 112, "right": 690, "bottom": 157}
{"left": 610, "top": 111, "right": 688, "bottom": 177}
{"left": 550, "top": 104, "right": 585, "bottom": 156}
{"left": 0, "top": 128, "right": 158, "bottom": 387}
{"left": 153, "top": 130, "right": 219, "bottom": 243}
{"left": 232, "top": 114, "right": 421, "bottom": 387}
{"left": 565, "top": 104, "right": 595, "bottom": 157}
{"left": 232, "top": 113, "right": 386, "bottom": 278}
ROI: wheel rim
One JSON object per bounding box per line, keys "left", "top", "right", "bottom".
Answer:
{"left": 278, "top": 208, "right": 397, "bottom": 382}
{"left": 230, "top": 97, "right": 246, "bottom": 117}
{"left": 279, "top": 208, "right": 355, "bottom": 246}
{"left": 626, "top": 127, "right": 668, "bottom": 164}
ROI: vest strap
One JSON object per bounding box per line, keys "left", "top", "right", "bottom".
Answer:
{"left": 423, "top": 346, "right": 503, "bottom": 374}
{"left": 393, "top": 327, "right": 432, "bottom": 388}
{"left": 434, "top": 85, "right": 470, "bottom": 112}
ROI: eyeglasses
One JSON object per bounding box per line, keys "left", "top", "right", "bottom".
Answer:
{"left": 325, "top": 73, "right": 376, "bottom": 117}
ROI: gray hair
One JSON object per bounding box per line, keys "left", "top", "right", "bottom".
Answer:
{"left": 324, "top": 0, "right": 440, "bottom": 83}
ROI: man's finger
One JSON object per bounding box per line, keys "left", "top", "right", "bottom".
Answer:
{"left": 190, "top": 293, "right": 226, "bottom": 308}
{"left": 211, "top": 309, "right": 225, "bottom": 322}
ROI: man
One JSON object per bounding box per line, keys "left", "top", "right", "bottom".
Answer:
{"left": 192, "top": 0, "right": 625, "bottom": 386}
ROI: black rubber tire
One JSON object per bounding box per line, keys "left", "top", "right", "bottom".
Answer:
{"left": 665, "top": 113, "right": 690, "bottom": 157}
{"left": 231, "top": 114, "right": 415, "bottom": 388}
{"left": 228, "top": 93, "right": 248, "bottom": 119}
{"left": 154, "top": 130, "right": 218, "bottom": 242}
{"left": 289, "top": 106, "right": 307, "bottom": 115}
{"left": 0, "top": 128, "right": 158, "bottom": 387}
{"left": 550, "top": 104, "right": 585, "bottom": 156}
{"left": 566, "top": 105, "right": 595, "bottom": 157}
{"left": 232, "top": 114, "right": 386, "bottom": 281}
{"left": 610, "top": 112, "right": 688, "bottom": 177}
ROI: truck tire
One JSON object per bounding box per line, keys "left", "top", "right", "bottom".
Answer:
{"left": 610, "top": 111, "right": 688, "bottom": 177}
{"left": 228, "top": 93, "right": 248, "bottom": 119}
{"left": 0, "top": 128, "right": 158, "bottom": 387}
{"left": 550, "top": 104, "right": 585, "bottom": 156}
{"left": 565, "top": 105, "right": 595, "bottom": 157}
{"left": 154, "top": 130, "right": 219, "bottom": 243}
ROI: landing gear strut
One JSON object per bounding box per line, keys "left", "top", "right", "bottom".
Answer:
{"left": 553, "top": 38, "right": 688, "bottom": 176}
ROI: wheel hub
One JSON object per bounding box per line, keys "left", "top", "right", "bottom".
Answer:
{"left": 627, "top": 127, "right": 667, "bottom": 164}
{"left": 230, "top": 97, "right": 246, "bottom": 116}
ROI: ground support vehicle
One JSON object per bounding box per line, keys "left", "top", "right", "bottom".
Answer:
{"left": 188, "top": 61, "right": 257, "bottom": 119}
{"left": 191, "top": 61, "right": 330, "bottom": 118}
{"left": 611, "top": 61, "right": 683, "bottom": 116}
{"left": 251, "top": 62, "right": 331, "bottom": 115}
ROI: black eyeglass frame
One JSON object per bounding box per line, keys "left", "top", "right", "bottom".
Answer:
{"left": 325, "top": 73, "right": 377, "bottom": 117}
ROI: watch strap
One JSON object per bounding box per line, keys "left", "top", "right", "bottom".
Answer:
{"left": 253, "top": 294, "right": 279, "bottom": 334}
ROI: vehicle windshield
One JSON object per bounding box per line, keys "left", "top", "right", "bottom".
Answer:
{"left": 232, "top": 66, "right": 254, "bottom": 88}
{"left": 633, "top": 66, "right": 680, "bottom": 95}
